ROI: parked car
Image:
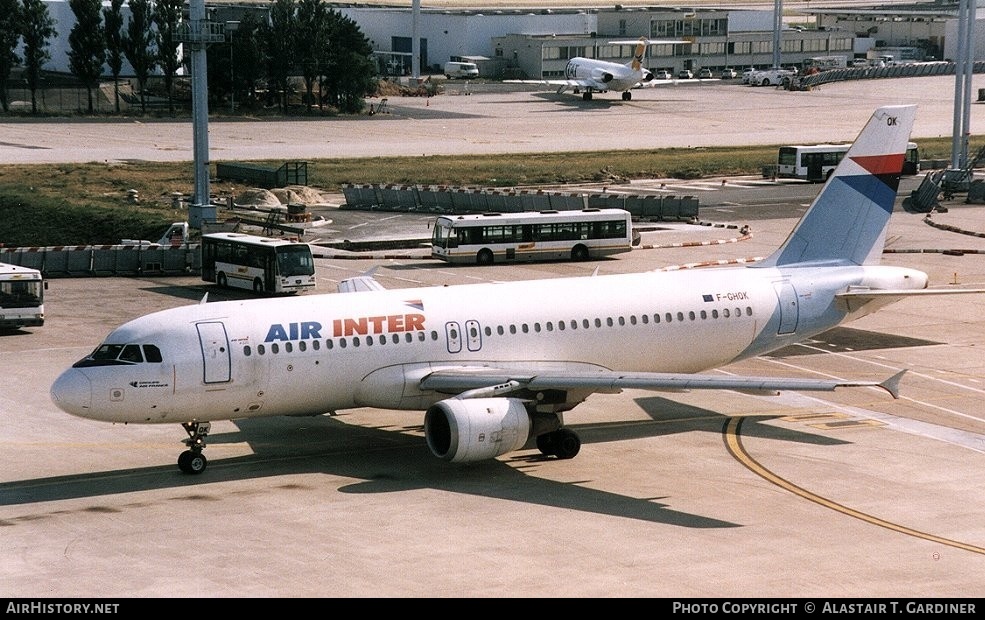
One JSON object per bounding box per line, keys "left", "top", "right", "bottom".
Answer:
{"left": 697, "top": 68, "right": 714, "bottom": 79}
{"left": 677, "top": 69, "right": 694, "bottom": 79}
{"left": 740, "top": 67, "right": 758, "bottom": 84}
{"left": 654, "top": 69, "right": 673, "bottom": 80}
{"left": 720, "top": 67, "right": 738, "bottom": 79}
{"left": 750, "top": 68, "right": 797, "bottom": 86}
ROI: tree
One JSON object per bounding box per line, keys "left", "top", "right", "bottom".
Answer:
{"left": 67, "top": 0, "right": 106, "bottom": 114}
{"left": 123, "top": 0, "right": 157, "bottom": 113}
{"left": 20, "top": 0, "right": 56, "bottom": 114}
{"left": 103, "top": 0, "right": 125, "bottom": 113}
{"left": 205, "top": 26, "right": 231, "bottom": 107}
{"left": 0, "top": 0, "right": 22, "bottom": 113}
{"left": 152, "top": 0, "right": 182, "bottom": 115}
{"left": 234, "top": 13, "right": 266, "bottom": 109}
{"left": 207, "top": 11, "right": 266, "bottom": 110}
{"left": 295, "top": 0, "right": 327, "bottom": 113}
{"left": 320, "top": 10, "right": 374, "bottom": 114}
{"left": 263, "top": 0, "right": 297, "bottom": 113}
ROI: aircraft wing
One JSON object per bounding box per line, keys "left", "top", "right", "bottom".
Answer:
{"left": 504, "top": 78, "right": 607, "bottom": 93}
{"left": 419, "top": 367, "right": 905, "bottom": 399}
{"left": 637, "top": 79, "right": 706, "bottom": 88}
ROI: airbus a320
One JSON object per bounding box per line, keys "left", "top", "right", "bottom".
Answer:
{"left": 51, "top": 105, "right": 984, "bottom": 475}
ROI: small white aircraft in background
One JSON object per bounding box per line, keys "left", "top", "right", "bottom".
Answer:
{"left": 506, "top": 37, "right": 690, "bottom": 101}
{"left": 51, "top": 104, "right": 985, "bottom": 475}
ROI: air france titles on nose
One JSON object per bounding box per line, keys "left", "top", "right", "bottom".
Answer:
{"left": 672, "top": 602, "right": 798, "bottom": 613}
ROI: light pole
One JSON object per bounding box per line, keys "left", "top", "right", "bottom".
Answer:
{"left": 227, "top": 21, "right": 240, "bottom": 114}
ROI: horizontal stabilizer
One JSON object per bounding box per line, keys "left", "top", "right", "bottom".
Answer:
{"left": 837, "top": 287, "right": 985, "bottom": 301}
{"left": 338, "top": 267, "right": 386, "bottom": 293}
{"left": 836, "top": 287, "right": 985, "bottom": 313}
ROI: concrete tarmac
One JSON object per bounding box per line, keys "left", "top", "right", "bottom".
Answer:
{"left": 2, "top": 77, "right": 985, "bottom": 599}
{"left": 1, "top": 74, "right": 985, "bottom": 163}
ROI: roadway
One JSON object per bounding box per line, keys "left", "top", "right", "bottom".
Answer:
{"left": 2, "top": 75, "right": 985, "bottom": 599}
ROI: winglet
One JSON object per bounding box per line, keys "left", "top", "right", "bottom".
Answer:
{"left": 878, "top": 369, "right": 906, "bottom": 400}
{"left": 836, "top": 369, "right": 905, "bottom": 399}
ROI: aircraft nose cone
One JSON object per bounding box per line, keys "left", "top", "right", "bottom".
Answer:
{"left": 50, "top": 369, "right": 92, "bottom": 418}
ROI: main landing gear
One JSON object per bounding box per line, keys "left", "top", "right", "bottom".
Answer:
{"left": 528, "top": 410, "right": 581, "bottom": 460}
{"left": 178, "top": 421, "right": 211, "bottom": 474}
{"left": 536, "top": 428, "right": 581, "bottom": 459}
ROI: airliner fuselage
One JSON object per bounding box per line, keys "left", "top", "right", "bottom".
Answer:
{"left": 51, "top": 263, "right": 926, "bottom": 427}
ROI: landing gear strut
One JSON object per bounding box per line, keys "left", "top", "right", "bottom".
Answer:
{"left": 178, "top": 421, "right": 211, "bottom": 474}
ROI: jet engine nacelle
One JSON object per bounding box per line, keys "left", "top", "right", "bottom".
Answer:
{"left": 591, "top": 69, "right": 614, "bottom": 84}
{"left": 640, "top": 70, "right": 654, "bottom": 82}
{"left": 424, "top": 397, "right": 532, "bottom": 463}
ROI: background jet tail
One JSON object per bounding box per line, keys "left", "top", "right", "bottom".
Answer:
{"left": 631, "top": 38, "right": 646, "bottom": 71}
{"left": 756, "top": 105, "right": 917, "bottom": 268}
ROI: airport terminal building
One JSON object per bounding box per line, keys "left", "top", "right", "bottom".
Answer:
{"left": 28, "top": 1, "right": 985, "bottom": 78}
{"left": 216, "top": 1, "right": 979, "bottom": 78}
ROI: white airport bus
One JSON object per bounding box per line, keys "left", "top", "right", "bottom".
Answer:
{"left": 201, "top": 232, "right": 316, "bottom": 294}
{"left": 430, "top": 208, "right": 634, "bottom": 265}
{"left": 777, "top": 142, "right": 920, "bottom": 182}
{"left": 0, "top": 261, "right": 46, "bottom": 329}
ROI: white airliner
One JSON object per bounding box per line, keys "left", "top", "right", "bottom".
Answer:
{"left": 506, "top": 37, "right": 689, "bottom": 101}
{"left": 51, "top": 105, "right": 983, "bottom": 475}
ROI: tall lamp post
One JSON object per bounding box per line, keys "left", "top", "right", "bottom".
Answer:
{"left": 227, "top": 21, "right": 239, "bottom": 114}
{"left": 175, "top": 0, "right": 225, "bottom": 228}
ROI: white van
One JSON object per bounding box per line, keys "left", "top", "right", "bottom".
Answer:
{"left": 444, "top": 61, "right": 479, "bottom": 79}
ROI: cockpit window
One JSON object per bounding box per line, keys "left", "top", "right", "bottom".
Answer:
{"left": 119, "top": 345, "right": 143, "bottom": 363}
{"left": 143, "top": 345, "right": 162, "bottom": 363}
{"left": 72, "top": 343, "right": 164, "bottom": 367}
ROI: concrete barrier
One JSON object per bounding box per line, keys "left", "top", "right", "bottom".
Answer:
{"left": 0, "top": 245, "right": 200, "bottom": 277}
{"left": 341, "top": 183, "right": 700, "bottom": 219}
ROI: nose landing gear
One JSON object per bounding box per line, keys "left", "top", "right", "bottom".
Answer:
{"left": 178, "top": 421, "right": 211, "bottom": 474}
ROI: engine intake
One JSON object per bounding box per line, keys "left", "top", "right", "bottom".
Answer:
{"left": 424, "top": 398, "right": 532, "bottom": 463}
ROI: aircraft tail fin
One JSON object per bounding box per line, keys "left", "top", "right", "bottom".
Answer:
{"left": 631, "top": 37, "right": 646, "bottom": 71}
{"left": 756, "top": 105, "right": 917, "bottom": 268}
